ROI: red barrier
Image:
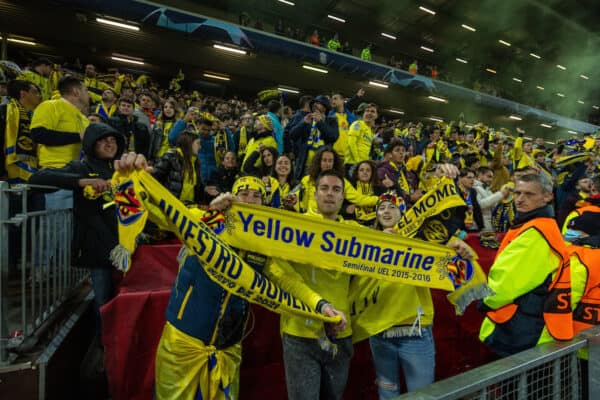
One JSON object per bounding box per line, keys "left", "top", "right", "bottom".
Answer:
{"left": 101, "top": 236, "right": 498, "bottom": 399}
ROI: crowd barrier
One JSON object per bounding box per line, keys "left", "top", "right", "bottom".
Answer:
{"left": 398, "top": 325, "right": 600, "bottom": 400}
{"left": 0, "top": 181, "right": 88, "bottom": 364}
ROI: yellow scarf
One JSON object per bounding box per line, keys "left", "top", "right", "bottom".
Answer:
{"left": 5, "top": 99, "right": 37, "bottom": 183}
{"left": 111, "top": 172, "right": 491, "bottom": 338}
{"left": 396, "top": 178, "right": 465, "bottom": 237}
{"left": 110, "top": 170, "right": 340, "bottom": 324}
{"left": 237, "top": 126, "right": 248, "bottom": 157}
{"left": 155, "top": 322, "right": 241, "bottom": 400}
{"left": 221, "top": 202, "right": 456, "bottom": 290}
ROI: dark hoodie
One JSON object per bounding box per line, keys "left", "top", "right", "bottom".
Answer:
{"left": 288, "top": 94, "right": 339, "bottom": 180}
{"left": 29, "top": 123, "right": 125, "bottom": 269}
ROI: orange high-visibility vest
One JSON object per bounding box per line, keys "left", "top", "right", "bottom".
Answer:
{"left": 486, "top": 218, "right": 573, "bottom": 341}
{"left": 571, "top": 246, "right": 600, "bottom": 334}
{"left": 573, "top": 205, "right": 600, "bottom": 216}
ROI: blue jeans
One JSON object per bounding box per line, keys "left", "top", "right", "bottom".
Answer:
{"left": 45, "top": 189, "right": 73, "bottom": 210}
{"left": 369, "top": 326, "right": 435, "bottom": 399}
{"left": 89, "top": 268, "right": 114, "bottom": 340}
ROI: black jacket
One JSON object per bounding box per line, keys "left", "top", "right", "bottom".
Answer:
{"left": 283, "top": 110, "right": 308, "bottom": 155}
{"left": 29, "top": 123, "right": 125, "bottom": 269}
{"left": 288, "top": 115, "right": 339, "bottom": 180}
{"left": 152, "top": 149, "right": 205, "bottom": 205}
{"left": 459, "top": 186, "right": 484, "bottom": 232}
{"left": 108, "top": 113, "right": 151, "bottom": 157}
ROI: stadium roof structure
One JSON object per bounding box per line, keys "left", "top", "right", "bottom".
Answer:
{"left": 1, "top": 0, "right": 599, "bottom": 138}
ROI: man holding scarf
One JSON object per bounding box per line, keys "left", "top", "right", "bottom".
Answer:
{"left": 114, "top": 153, "right": 346, "bottom": 400}
{"left": 169, "top": 112, "right": 235, "bottom": 183}
{"left": 277, "top": 170, "right": 357, "bottom": 400}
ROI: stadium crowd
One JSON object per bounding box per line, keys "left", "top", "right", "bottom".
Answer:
{"left": 1, "top": 57, "right": 600, "bottom": 400}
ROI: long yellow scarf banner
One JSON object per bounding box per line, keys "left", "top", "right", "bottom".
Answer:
{"left": 110, "top": 170, "right": 340, "bottom": 324}
{"left": 219, "top": 177, "right": 474, "bottom": 291}
{"left": 221, "top": 204, "right": 456, "bottom": 291}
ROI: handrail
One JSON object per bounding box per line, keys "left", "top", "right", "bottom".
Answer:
{"left": 398, "top": 325, "right": 600, "bottom": 399}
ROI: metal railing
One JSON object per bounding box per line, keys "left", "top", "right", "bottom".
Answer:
{"left": 0, "top": 181, "right": 88, "bottom": 364}
{"left": 398, "top": 325, "right": 600, "bottom": 400}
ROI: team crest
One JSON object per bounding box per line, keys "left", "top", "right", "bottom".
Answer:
{"left": 446, "top": 256, "right": 474, "bottom": 289}
{"left": 222, "top": 210, "right": 236, "bottom": 234}
{"left": 114, "top": 180, "right": 144, "bottom": 225}
{"left": 422, "top": 219, "right": 448, "bottom": 243}
{"left": 199, "top": 209, "right": 234, "bottom": 235}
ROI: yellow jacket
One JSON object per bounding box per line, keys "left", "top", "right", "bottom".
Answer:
{"left": 345, "top": 120, "right": 373, "bottom": 165}
{"left": 479, "top": 224, "right": 563, "bottom": 351}
{"left": 18, "top": 70, "right": 52, "bottom": 101}
{"left": 513, "top": 137, "right": 535, "bottom": 169}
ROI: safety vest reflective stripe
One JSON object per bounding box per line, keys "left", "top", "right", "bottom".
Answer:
{"left": 571, "top": 247, "right": 600, "bottom": 334}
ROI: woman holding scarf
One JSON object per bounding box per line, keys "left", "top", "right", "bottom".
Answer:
{"left": 363, "top": 192, "right": 472, "bottom": 399}
{"left": 269, "top": 153, "right": 297, "bottom": 209}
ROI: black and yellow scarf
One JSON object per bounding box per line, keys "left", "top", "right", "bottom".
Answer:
{"left": 214, "top": 129, "right": 229, "bottom": 166}
{"left": 389, "top": 161, "right": 411, "bottom": 194}
{"left": 5, "top": 99, "right": 37, "bottom": 183}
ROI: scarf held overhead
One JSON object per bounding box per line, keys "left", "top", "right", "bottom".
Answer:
{"left": 111, "top": 170, "right": 340, "bottom": 324}
{"left": 221, "top": 203, "right": 458, "bottom": 291}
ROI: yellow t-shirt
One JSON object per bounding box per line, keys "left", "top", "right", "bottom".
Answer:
{"left": 333, "top": 112, "right": 349, "bottom": 158}
{"left": 179, "top": 154, "right": 198, "bottom": 203}
{"left": 345, "top": 120, "right": 373, "bottom": 165}
{"left": 31, "top": 98, "right": 89, "bottom": 169}
{"left": 271, "top": 210, "right": 358, "bottom": 339}
{"left": 156, "top": 121, "right": 174, "bottom": 158}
